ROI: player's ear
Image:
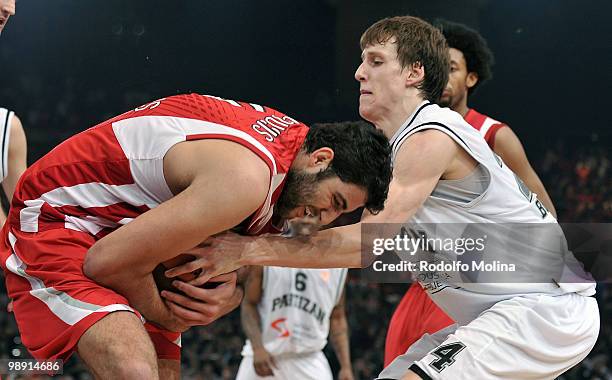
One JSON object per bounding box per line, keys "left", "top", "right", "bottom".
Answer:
{"left": 405, "top": 61, "right": 425, "bottom": 88}
{"left": 307, "top": 147, "right": 334, "bottom": 169}
{"left": 466, "top": 72, "right": 478, "bottom": 89}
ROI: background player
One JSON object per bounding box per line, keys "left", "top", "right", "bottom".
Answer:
{"left": 237, "top": 265, "right": 354, "bottom": 380}
{"left": 0, "top": 94, "right": 392, "bottom": 379}
{"left": 383, "top": 19, "right": 558, "bottom": 366}
{"left": 0, "top": 108, "right": 27, "bottom": 226}
{"left": 436, "top": 19, "right": 555, "bottom": 215}
{"left": 175, "top": 16, "right": 599, "bottom": 380}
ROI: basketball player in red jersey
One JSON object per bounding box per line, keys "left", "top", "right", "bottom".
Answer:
{"left": 383, "top": 20, "right": 557, "bottom": 367}
{"left": 0, "top": 0, "right": 15, "bottom": 34}
{"left": 0, "top": 93, "right": 392, "bottom": 379}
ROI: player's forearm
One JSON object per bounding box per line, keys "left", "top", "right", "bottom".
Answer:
{"left": 523, "top": 175, "right": 557, "bottom": 218}
{"left": 240, "top": 223, "right": 363, "bottom": 268}
{"left": 330, "top": 315, "right": 352, "bottom": 370}
{"left": 241, "top": 302, "right": 265, "bottom": 348}
{"left": 84, "top": 258, "right": 171, "bottom": 327}
{"left": 0, "top": 208, "right": 6, "bottom": 227}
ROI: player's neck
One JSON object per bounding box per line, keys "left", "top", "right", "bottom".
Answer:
{"left": 452, "top": 100, "right": 470, "bottom": 118}
{"left": 373, "top": 95, "right": 427, "bottom": 139}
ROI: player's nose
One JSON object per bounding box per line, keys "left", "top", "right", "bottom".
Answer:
{"left": 355, "top": 62, "right": 367, "bottom": 82}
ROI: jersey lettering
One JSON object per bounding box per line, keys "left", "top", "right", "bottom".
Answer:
{"left": 428, "top": 342, "right": 466, "bottom": 372}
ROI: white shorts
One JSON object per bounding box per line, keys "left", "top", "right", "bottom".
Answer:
{"left": 236, "top": 351, "right": 332, "bottom": 380}
{"left": 378, "top": 292, "right": 599, "bottom": 380}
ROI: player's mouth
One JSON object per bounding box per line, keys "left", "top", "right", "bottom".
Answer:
{"left": 360, "top": 89, "right": 372, "bottom": 96}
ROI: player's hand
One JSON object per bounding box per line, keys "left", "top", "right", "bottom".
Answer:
{"left": 7, "top": 300, "right": 13, "bottom": 313}
{"left": 338, "top": 367, "right": 355, "bottom": 380}
{"left": 253, "top": 346, "right": 277, "bottom": 377}
{"left": 159, "top": 271, "right": 244, "bottom": 330}
{"left": 164, "top": 232, "right": 255, "bottom": 285}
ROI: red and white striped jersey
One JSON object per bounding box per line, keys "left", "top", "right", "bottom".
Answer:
{"left": 7, "top": 93, "right": 309, "bottom": 240}
{"left": 464, "top": 108, "right": 507, "bottom": 149}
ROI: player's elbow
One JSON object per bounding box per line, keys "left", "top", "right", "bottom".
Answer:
{"left": 83, "top": 245, "right": 105, "bottom": 282}
{"left": 83, "top": 243, "right": 123, "bottom": 284}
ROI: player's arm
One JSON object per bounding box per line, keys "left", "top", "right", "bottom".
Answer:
{"left": 492, "top": 127, "right": 557, "bottom": 218}
{"left": 0, "top": 115, "right": 27, "bottom": 226}
{"left": 83, "top": 139, "right": 270, "bottom": 330}
{"left": 330, "top": 288, "right": 354, "bottom": 380}
{"left": 240, "top": 266, "right": 277, "bottom": 376}
{"left": 169, "top": 130, "right": 458, "bottom": 281}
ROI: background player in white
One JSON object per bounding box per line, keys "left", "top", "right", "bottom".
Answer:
{"left": 237, "top": 266, "right": 354, "bottom": 380}
{"left": 0, "top": 108, "right": 27, "bottom": 226}
{"left": 171, "top": 16, "right": 599, "bottom": 380}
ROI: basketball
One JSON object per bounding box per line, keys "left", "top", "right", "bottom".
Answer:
{"left": 153, "top": 254, "right": 198, "bottom": 293}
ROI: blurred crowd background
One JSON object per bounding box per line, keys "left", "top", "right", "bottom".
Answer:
{"left": 0, "top": 0, "right": 609, "bottom": 379}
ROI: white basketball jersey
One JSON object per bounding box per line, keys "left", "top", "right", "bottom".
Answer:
{"left": 0, "top": 108, "right": 14, "bottom": 181}
{"left": 242, "top": 267, "right": 347, "bottom": 357}
{"left": 390, "top": 101, "right": 596, "bottom": 325}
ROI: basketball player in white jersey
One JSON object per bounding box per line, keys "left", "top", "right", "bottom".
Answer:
{"left": 0, "top": 108, "right": 27, "bottom": 226}
{"left": 0, "top": 0, "right": 15, "bottom": 34}
{"left": 236, "top": 266, "right": 354, "bottom": 380}
{"left": 170, "top": 16, "right": 599, "bottom": 380}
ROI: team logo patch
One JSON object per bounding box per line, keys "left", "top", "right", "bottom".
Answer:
{"left": 270, "top": 318, "right": 290, "bottom": 338}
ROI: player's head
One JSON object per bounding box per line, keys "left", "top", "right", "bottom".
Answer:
{"left": 276, "top": 121, "right": 392, "bottom": 231}
{"left": 0, "top": 0, "right": 15, "bottom": 34}
{"left": 435, "top": 19, "right": 494, "bottom": 109}
{"left": 355, "top": 16, "right": 449, "bottom": 122}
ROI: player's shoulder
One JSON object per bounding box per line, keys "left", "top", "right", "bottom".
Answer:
{"left": 417, "top": 103, "right": 469, "bottom": 129}
{"left": 467, "top": 108, "right": 509, "bottom": 128}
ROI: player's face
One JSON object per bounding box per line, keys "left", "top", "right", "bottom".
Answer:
{"left": 439, "top": 48, "right": 472, "bottom": 109}
{"left": 355, "top": 40, "right": 408, "bottom": 123}
{"left": 0, "top": 0, "right": 15, "bottom": 34}
{"left": 276, "top": 168, "right": 367, "bottom": 234}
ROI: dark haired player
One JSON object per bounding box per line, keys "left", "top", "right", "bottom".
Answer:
{"left": 0, "top": 93, "right": 392, "bottom": 379}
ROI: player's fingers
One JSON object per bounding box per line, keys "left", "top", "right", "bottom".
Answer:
{"left": 187, "top": 269, "right": 214, "bottom": 286}
{"left": 164, "top": 299, "right": 215, "bottom": 325}
{"left": 255, "top": 362, "right": 273, "bottom": 376}
{"left": 189, "top": 270, "right": 237, "bottom": 287}
{"left": 172, "top": 280, "right": 235, "bottom": 304}
{"left": 160, "top": 290, "right": 213, "bottom": 314}
{"left": 207, "top": 271, "right": 237, "bottom": 284}
{"left": 165, "top": 257, "right": 208, "bottom": 278}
